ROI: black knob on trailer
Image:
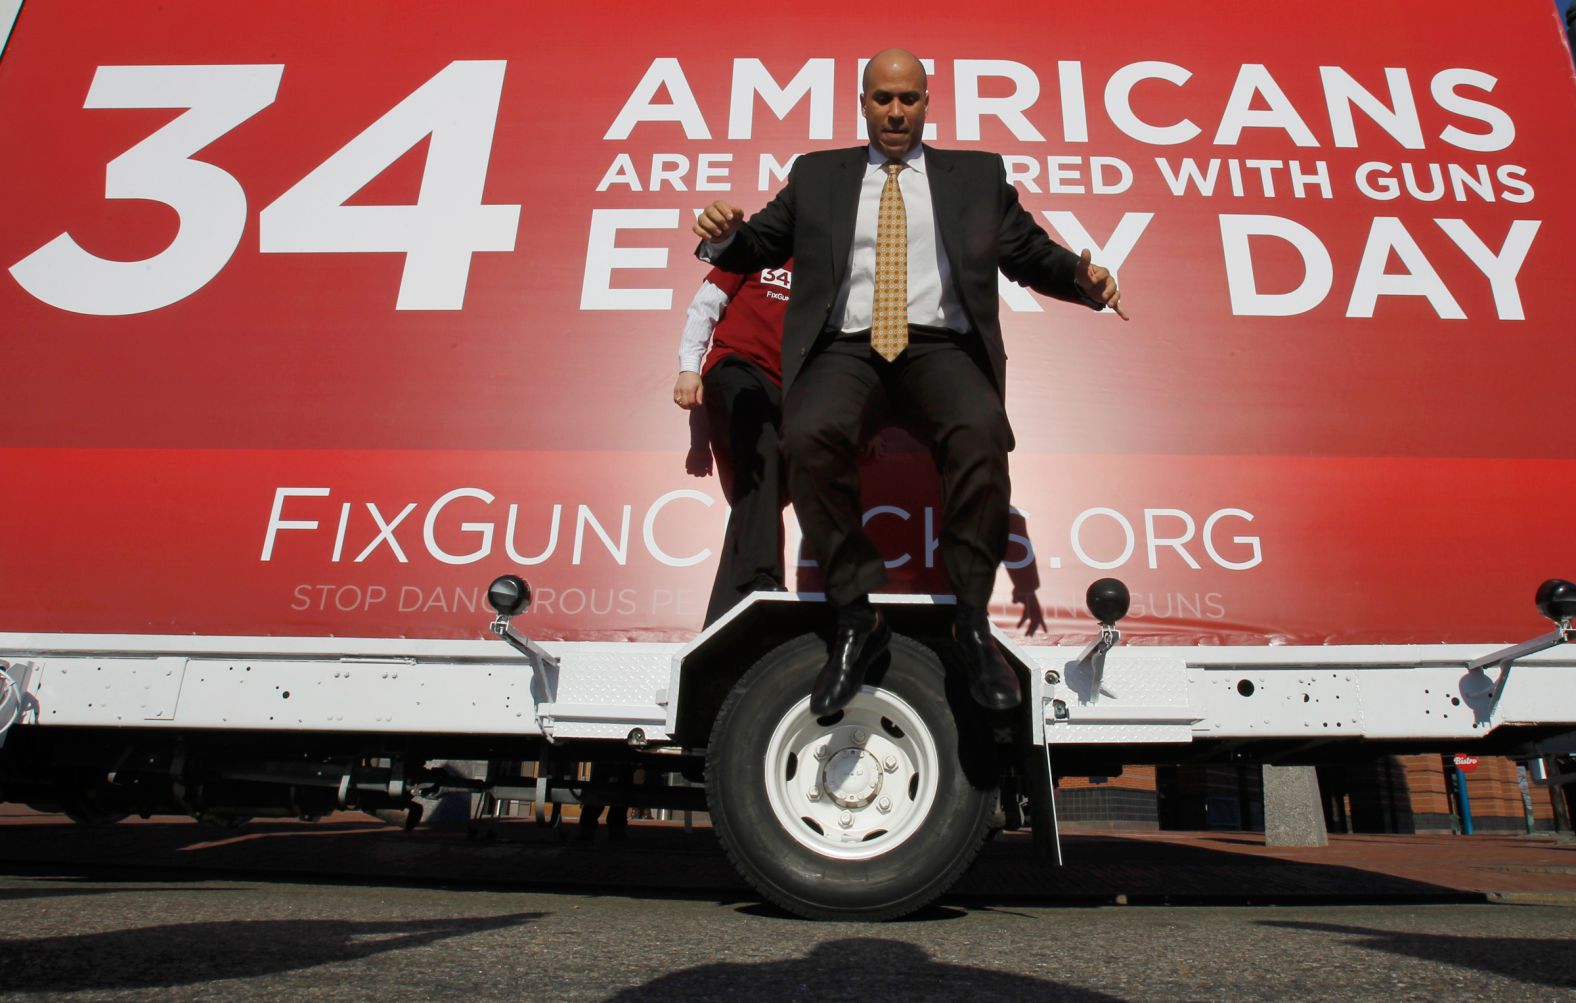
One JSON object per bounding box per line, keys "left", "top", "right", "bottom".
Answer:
{"left": 1535, "top": 578, "right": 1576, "bottom": 624}
{"left": 1086, "top": 578, "right": 1130, "bottom": 627}
{"left": 487, "top": 575, "right": 532, "bottom": 616}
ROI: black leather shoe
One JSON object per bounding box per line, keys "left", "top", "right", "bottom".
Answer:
{"left": 811, "top": 612, "right": 890, "bottom": 715}
{"left": 953, "top": 621, "right": 1022, "bottom": 710}
{"left": 748, "top": 574, "right": 788, "bottom": 593}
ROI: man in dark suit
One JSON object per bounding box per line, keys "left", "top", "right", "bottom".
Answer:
{"left": 694, "top": 48, "right": 1126, "bottom": 715}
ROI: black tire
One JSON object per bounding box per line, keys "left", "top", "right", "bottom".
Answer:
{"left": 58, "top": 789, "right": 129, "bottom": 826}
{"left": 706, "top": 631, "right": 997, "bottom": 921}
{"left": 62, "top": 809, "right": 128, "bottom": 826}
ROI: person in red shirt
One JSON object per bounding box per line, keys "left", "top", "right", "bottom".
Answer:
{"left": 581, "top": 266, "right": 794, "bottom": 845}
{"left": 673, "top": 263, "right": 793, "bottom": 626}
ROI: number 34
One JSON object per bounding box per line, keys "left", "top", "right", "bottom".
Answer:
{"left": 10, "top": 60, "right": 520, "bottom": 315}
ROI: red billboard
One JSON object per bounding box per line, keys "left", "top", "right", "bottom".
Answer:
{"left": 1, "top": 1, "right": 1573, "bottom": 644}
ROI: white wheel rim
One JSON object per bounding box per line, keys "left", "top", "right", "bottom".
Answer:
{"left": 762, "top": 686, "right": 941, "bottom": 861}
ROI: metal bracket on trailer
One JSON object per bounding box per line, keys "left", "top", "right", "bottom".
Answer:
{"left": 0, "top": 660, "right": 34, "bottom": 748}
{"left": 1464, "top": 620, "right": 1574, "bottom": 718}
{"left": 1022, "top": 623, "right": 1120, "bottom": 866}
{"left": 1527, "top": 756, "right": 1576, "bottom": 788}
{"left": 1525, "top": 729, "right": 1576, "bottom": 788}
{"left": 1070, "top": 623, "right": 1121, "bottom": 704}
{"left": 489, "top": 614, "right": 561, "bottom": 741}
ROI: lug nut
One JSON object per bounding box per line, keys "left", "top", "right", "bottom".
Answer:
{"left": 807, "top": 786, "right": 820, "bottom": 801}
{"left": 877, "top": 797, "right": 892, "bottom": 813}
{"left": 813, "top": 744, "right": 829, "bottom": 760}
{"left": 838, "top": 810, "right": 853, "bottom": 828}
{"left": 851, "top": 729, "right": 867, "bottom": 746}
{"left": 883, "top": 755, "right": 898, "bottom": 772}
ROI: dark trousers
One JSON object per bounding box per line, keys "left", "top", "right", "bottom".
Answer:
{"left": 782, "top": 328, "right": 1012, "bottom": 608}
{"left": 702, "top": 356, "right": 787, "bottom": 626}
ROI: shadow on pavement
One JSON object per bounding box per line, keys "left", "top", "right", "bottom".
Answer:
{"left": 607, "top": 938, "right": 1122, "bottom": 1001}
{"left": 966, "top": 833, "right": 1472, "bottom": 904}
{"left": 732, "top": 902, "right": 969, "bottom": 922}
{"left": 0, "top": 912, "right": 543, "bottom": 992}
{"left": 0, "top": 817, "right": 1483, "bottom": 907}
{"left": 1259, "top": 920, "right": 1576, "bottom": 990}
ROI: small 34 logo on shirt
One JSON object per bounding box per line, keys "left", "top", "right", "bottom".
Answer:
{"left": 760, "top": 268, "right": 792, "bottom": 290}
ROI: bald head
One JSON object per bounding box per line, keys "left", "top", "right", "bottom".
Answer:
{"left": 861, "top": 48, "right": 929, "bottom": 159}
{"left": 862, "top": 48, "right": 927, "bottom": 93}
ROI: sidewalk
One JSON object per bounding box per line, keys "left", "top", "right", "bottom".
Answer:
{"left": 3, "top": 805, "right": 1572, "bottom": 905}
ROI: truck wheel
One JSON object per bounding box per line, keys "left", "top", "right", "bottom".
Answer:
{"left": 62, "top": 808, "right": 128, "bottom": 826}
{"left": 59, "top": 790, "right": 128, "bottom": 826}
{"left": 706, "top": 632, "right": 996, "bottom": 921}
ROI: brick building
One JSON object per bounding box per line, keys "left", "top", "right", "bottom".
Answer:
{"left": 1056, "top": 755, "right": 1571, "bottom": 834}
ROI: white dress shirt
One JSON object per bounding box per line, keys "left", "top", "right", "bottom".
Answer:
{"left": 832, "top": 144, "right": 968, "bottom": 334}
{"left": 677, "top": 279, "right": 730, "bottom": 373}
{"left": 699, "top": 144, "right": 971, "bottom": 335}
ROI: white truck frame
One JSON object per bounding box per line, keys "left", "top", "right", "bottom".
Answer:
{"left": 0, "top": 577, "right": 1572, "bottom": 920}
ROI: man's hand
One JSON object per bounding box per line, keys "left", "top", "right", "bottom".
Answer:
{"left": 1075, "top": 248, "right": 1130, "bottom": 321}
{"left": 673, "top": 371, "right": 703, "bottom": 410}
{"left": 693, "top": 201, "right": 744, "bottom": 242}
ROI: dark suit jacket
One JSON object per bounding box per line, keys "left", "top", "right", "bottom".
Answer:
{"left": 698, "top": 144, "right": 1101, "bottom": 397}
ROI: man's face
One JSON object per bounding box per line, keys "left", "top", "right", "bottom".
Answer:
{"left": 862, "top": 58, "right": 928, "bottom": 160}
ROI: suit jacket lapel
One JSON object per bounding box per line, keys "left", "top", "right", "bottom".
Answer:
{"left": 828, "top": 147, "right": 864, "bottom": 287}
{"left": 923, "top": 145, "right": 966, "bottom": 279}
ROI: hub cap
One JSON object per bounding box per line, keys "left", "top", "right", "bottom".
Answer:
{"left": 763, "top": 686, "right": 939, "bottom": 860}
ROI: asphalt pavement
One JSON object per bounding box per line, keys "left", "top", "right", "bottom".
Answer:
{"left": 0, "top": 874, "right": 1571, "bottom": 1001}
{"left": 0, "top": 812, "right": 1573, "bottom": 1000}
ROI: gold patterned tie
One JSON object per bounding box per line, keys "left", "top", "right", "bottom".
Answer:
{"left": 870, "top": 161, "right": 908, "bottom": 362}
